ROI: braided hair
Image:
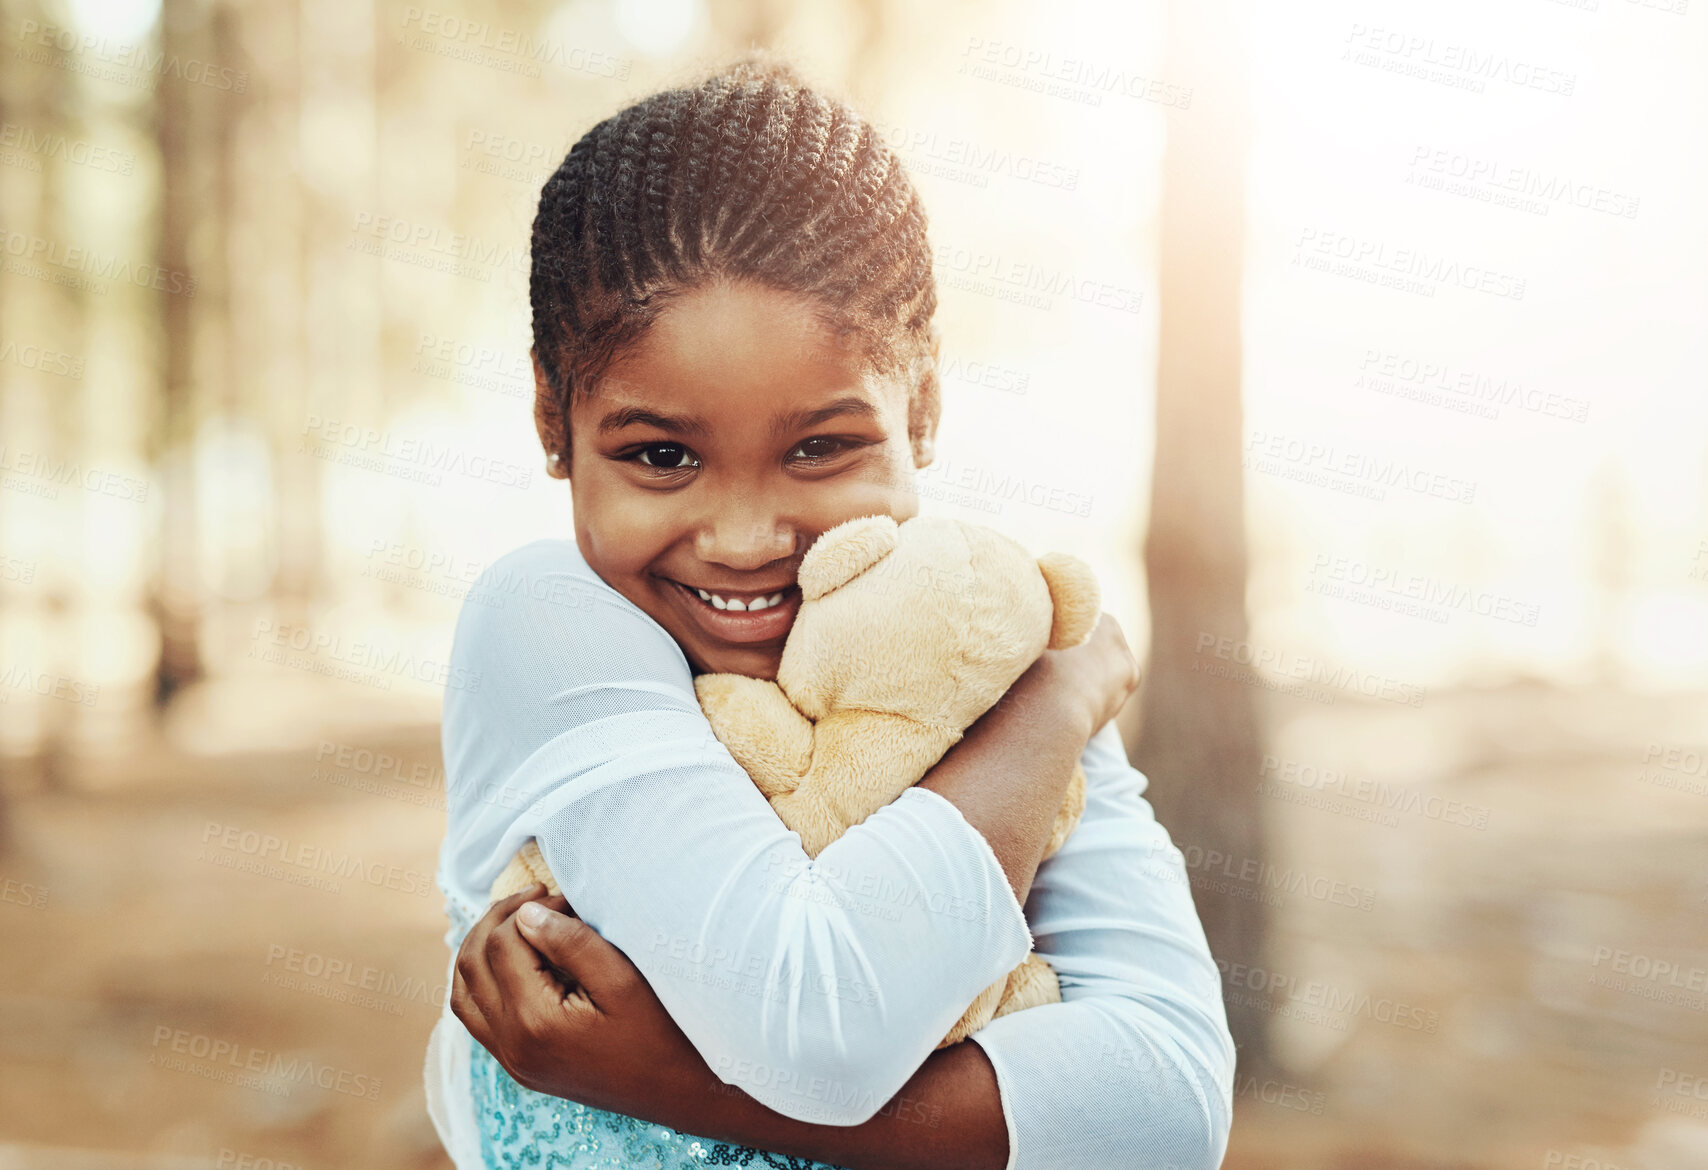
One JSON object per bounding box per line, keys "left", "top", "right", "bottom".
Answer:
{"left": 529, "top": 53, "right": 939, "bottom": 471}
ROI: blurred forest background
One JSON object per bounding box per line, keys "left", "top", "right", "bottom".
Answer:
{"left": 2, "top": 0, "right": 1707, "bottom": 1166}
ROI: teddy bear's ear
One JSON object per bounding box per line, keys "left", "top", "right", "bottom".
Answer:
{"left": 1036, "top": 552, "right": 1101, "bottom": 649}
{"left": 798, "top": 514, "right": 900, "bottom": 601}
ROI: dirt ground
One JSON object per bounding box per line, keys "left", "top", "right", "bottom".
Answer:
{"left": 1, "top": 677, "right": 1705, "bottom": 1169}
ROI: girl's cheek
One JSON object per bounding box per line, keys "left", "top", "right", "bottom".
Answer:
{"left": 838, "top": 463, "right": 921, "bottom": 517}
{"left": 580, "top": 490, "right": 674, "bottom": 569}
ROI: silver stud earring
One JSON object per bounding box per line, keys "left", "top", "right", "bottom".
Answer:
{"left": 547, "top": 452, "right": 563, "bottom": 473}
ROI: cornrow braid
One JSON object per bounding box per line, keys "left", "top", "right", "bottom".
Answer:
{"left": 528, "top": 52, "right": 939, "bottom": 468}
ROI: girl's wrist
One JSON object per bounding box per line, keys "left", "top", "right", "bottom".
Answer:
{"left": 1011, "top": 652, "right": 1098, "bottom": 744}
{"left": 666, "top": 1042, "right": 1009, "bottom": 1170}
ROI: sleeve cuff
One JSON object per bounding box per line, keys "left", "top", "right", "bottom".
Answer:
{"left": 968, "top": 1030, "right": 1022, "bottom": 1170}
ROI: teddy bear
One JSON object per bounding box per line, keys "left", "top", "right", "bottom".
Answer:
{"left": 491, "top": 512, "right": 1102, "bottom": 1049}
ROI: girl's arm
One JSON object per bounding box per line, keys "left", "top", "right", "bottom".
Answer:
{"left": 671, "top": 720, "right": 1234, "bottom": 1170}
{"left": 457, "top": 893, "right": 1013, "bottom": 1170}
{"left": 440, "top": 539, "right": 1125, "bottom": 1126}
{"left": 920, "top": 612, "right": 1140, "bottom": 906}
{"left": 656, "top": 1019, "right": 1014, "bottom": 1170}
{"left": 465, "top": 720, "right": 1231, "bottom": 1170}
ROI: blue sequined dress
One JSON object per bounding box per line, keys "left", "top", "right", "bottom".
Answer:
{"left": 448, "top": 903, "right": 859, "bottom": 1170}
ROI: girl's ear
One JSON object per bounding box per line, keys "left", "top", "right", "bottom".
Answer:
{"left": 910, "top": 331, "right": 942, "bottom": 468}
{"left": 533, "top": 350, "right": 570, "bottom": 479}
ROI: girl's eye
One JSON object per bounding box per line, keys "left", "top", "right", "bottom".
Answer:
{"left": 620, "top": 437, "right": 861, "bottom": 477}
{"left": 791, "top": 437, "right": 857, "bottom": 463}
{"left": 631, "top": 443, "right": 699, "bottom": 472}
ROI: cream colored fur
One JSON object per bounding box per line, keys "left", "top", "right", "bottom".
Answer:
{"left": 491, "top": 513, "right": 1101, "bottom": 1049}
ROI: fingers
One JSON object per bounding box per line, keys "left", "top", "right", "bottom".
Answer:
{"left": 484, "top": 894, "right": 601, "bottom": 1056}
{"left": 514, "top": 902, "right": 637, "bottom": 1008}
{"left": 485, "top": 907, "right": 562, "bottom": 1009}
{"left": 457, "top": 884, "right": 544, "bottom": 1021}
{"left": 449, "top": 961, "right": 491, "bottom": 1049}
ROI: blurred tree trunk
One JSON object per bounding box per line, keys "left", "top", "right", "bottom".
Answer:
{"left": 0, "top": 35, "right": 10, "bottom": 842}
{"left": 1129, "top": 0, "right": 1271, "bottom": 1071}
{"left": 149, "top": 0, "right": 206, "bottom": 707}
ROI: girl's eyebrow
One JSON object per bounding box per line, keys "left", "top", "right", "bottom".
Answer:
{"left": 769, "top": 396, "right": 879, "bottom": 440}
{"left": 597, "top": 405, "right": 709, "bottom": 438}
{"left": 596, "top": 396, "right": 878, "bottom": 440}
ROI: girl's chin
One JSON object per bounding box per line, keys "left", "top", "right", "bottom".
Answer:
{"left": 689, "top": 644, "right": 783, "bottom": 680}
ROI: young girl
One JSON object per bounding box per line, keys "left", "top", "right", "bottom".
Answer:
{"left": 426, "top": 55, "right": 1234, "bottom": 1170}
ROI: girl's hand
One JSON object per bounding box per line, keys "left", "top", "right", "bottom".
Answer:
{"left": 450, "top": 886, "right": 710, "bottom": 1124}
{"left": 1033, "top": 611, "right": 1141, "bottom": 734}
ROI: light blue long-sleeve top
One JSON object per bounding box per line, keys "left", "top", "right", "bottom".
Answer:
{"left": 425, "top": 537, "right": 1235, "bottom": 1170}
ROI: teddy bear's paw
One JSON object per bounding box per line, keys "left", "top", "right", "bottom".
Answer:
{"left": 935, "top": 975, "right": 1007, "bottom": 1049}
{"left": 694, "top": 673, "right": 813, "bottom": 797}
{"left": 1041, "top": 762, "right": 1089, "bottom": 859}
{"left": 992, "top": 952, "right": 1063, "bottom": 1020}
{"left": 488, "top": 840, "right": 560, "bottom": 903}
{"left": 1036, "top": 551, "right": 1101, "bottom": 649}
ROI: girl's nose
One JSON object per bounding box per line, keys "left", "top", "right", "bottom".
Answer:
{"left": 695, "top": 514, "right": 797, "bottom": 570}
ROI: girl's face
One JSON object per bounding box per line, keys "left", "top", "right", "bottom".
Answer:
{"left": 553, "top": 279, "right": 938, "bottom": 680}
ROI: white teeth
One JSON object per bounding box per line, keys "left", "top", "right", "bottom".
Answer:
{"left": 692, "top": 586, "right": 788, "bottom": 612}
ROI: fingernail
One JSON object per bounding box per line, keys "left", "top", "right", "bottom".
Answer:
{"left": 519, "top": 902, "right": 550, "bottom": 929}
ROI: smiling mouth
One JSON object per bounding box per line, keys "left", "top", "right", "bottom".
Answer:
{"left": 673, "top": 581, "right": 797, "bottom": 612}
{"left": 662, "top": 577, "right": 803, "bottom": 645}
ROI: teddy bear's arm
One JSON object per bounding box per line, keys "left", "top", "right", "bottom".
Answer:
{"left": 692, "top": 673, "right": 814, "bottom": 799}
{"left": 694, "top": 675, "right": 951, "bottom": 857}
{"left": 779, "top": 710, "right": 960, "bottom": 858}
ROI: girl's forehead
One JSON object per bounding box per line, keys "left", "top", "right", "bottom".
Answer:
{"left": 638, "top": 280, "right": 853, "bottom": 363}
{"left": 581, "top": 281, "right": 901, "bottom": 419}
